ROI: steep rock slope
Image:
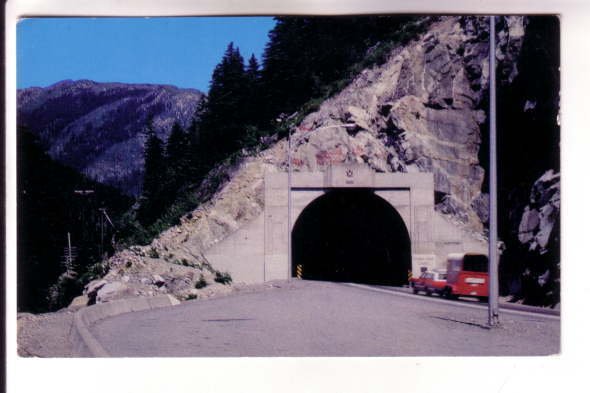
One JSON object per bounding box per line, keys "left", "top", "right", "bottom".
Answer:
{"left": 80, "top": 16, "right": 528, "bottom": 303}
{"left": 500, "top": 170, "right": 560, "bottom": 306}
{"left": 291, "top": 16, "right": 525, "bottom": 232}
{"left": 18, "top": 80, "right": 204, "bottom": 195}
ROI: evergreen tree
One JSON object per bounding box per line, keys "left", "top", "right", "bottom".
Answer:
{"left": 260, "top": 16, "right": 419, "bottom": 121}
{"left": 165, "top": 121, "right": 192, "bottom": 194}
{"left": 186, "top": 116, "right": 202, "bottom": 176}
{"left": 246, "top": 53, "right": 261, "bottom": 84}
{"left": 18, "top": 127, "right": 130, "bottom": 311}
{"left": 244, "top": 54, "right": 262, "bottom": 127}
{"left": 138, "top": 119, "right": 165, "bottom": 224}
{"left": 199, "top": 42, "right": 249, "bottom": 158}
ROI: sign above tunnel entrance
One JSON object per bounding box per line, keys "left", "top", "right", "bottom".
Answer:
{"left": 325, "top": 164, "right": 375, "bottom": 187}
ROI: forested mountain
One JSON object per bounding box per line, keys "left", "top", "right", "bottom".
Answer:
{"left": 17, "top": 80, "right": 204, "bottom": 196}
{"left": 18, "top": 129, "right": 132, "bottom": 312}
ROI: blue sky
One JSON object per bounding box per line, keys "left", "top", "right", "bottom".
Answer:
{"left": 17, "top": 17, "right": 276, "bottom": 92}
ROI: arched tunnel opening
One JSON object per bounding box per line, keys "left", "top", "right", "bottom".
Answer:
{"left": 292, "top": 188, "right": 411, "bottom": 286}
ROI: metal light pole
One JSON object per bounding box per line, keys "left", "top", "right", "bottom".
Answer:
{"left": 287, "top": 123, "right": 356, "bottom": 280}
{"left": 287, "top": 129, "right": 292, "bottom": 280}
{"left": 488, "top": 15, "right": 500, "bottom": 327}
{"left": 98, "top": 207, "right": 115, "bottom": 259}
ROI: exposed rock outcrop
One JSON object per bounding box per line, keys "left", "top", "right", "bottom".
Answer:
{"left": 518, "top": 170, "right": 560, "bottom": 252}
{"left": 289, "top": 16, "right": 525, "bottom": 232}
{"left": 501, "top": 170, "right": 560, "bottom": 307}
{"left": 70, "top": 248, "right": 235, "bottom": 307}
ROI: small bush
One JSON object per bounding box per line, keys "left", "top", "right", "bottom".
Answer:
{"left": 86, "top": 262, "right": 108, "bottom": 280}
{"left": 173, "top": 258, "right": 195, "bottom": 267}
{"left": 195, "top": 274, "right": 208, "bottom": 289}
{"left": 214, "top": 271, "right": 232, "bottom": 285}
{"left": 148, "top": 247, "right": 159, "bottom": 258}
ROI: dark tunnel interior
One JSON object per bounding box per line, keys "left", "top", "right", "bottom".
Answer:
{"left": 292, "top": 188, "right": 411, "bottom": 286}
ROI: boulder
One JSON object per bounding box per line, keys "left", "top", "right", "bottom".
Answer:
{"left": 68, "top": 295, "right": 89, "bottom": 310}
{"left": 471, "top": 193, "right": 489, "bottom": 224}
{"left": 96, "top": 282, "right": 132, "bottom": 303}
{"left": 85, "top": 279, "right": 107, "bottom": 296}
{"left": 518, "top": 170, "right": 560, "bottom": 253}
{"left": 152, "top": 274, "right": 166, "bottom": 287}
{"left": 508, "top": 170, "right": 560, "bottom": 305}
{"left": 84, "top": 279, "right": 108, "bottom": 304}
{"left": 518, "top": 207, "right": 540, "bottom": 243}
{"left": 535, "top": 204, "right": 557, "bottom": 250}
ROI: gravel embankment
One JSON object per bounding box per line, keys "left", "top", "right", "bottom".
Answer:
{"left": 17, "top": 309, "right": 76, "bottom": 357}
{"left": 17, "top": 280, "right": 296, "bottom": 357}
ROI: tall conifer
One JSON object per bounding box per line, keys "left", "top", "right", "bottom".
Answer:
{"left": 138, "top": 119, "right": 165, "bottom": 224}
{"left": 200, "top": 42, "right": 248, "bottom": 157}
{"left": 165, "top": 121, "right": 192, "bottom": 195}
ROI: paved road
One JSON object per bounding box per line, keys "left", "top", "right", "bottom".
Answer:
{"left": 90, "top": 280, "right": 560, "bottom": 357}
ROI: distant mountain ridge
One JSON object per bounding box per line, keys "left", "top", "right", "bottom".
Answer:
{"left": 18, "top": 79, "right": 205, "bottom": 195}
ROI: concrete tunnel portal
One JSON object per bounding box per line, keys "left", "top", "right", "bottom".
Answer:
{"left": 291, "top": 188, "right": 412, "bottom": 286}
{"left": 206, "top": 169, "right": 484, "bottom": 284}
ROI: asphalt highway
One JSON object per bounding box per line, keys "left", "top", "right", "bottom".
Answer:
{"left": 90, "top": 280, "right": 560, "bottom": 357}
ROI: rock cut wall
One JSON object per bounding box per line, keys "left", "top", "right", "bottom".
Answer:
{"left": 291, "top": 16, "right": 525, "bottom": 232}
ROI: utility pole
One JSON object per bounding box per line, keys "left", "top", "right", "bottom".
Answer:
{"left": 63, "top": 232, "right": 78, "bottom": 272}
{"left": 74, "top": 189, "right": 94, "bottom": 244}
{"left": 67, "top": 232, "right": 73, "bottom": 270}
{"left": 99, "top": 209, "right": 104, "bottom": 257}
{"left": 99, "top": 208, "right": 115, "bottom": 259}
{"left": 488, "top": 15, "right": 500, "bottom": 327}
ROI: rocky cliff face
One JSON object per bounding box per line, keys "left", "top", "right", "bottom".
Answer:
{"left": 76, "top": 16, "right": 536, "bottom": 304}
{"left": 291, "top": 16, "right": 525, "bottom": 232}
{"left": 500, "top": 170, "right": 560, "bottom": 306}
{"left": 518, "top": 170, "right": 560, "bottom": 254}
{"left": 18, "top": 80, "right": 204, "bottom": 195}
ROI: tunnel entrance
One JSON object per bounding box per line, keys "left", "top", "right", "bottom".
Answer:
{"left": 292, "top": 188, "right": 411, "bottom": 286}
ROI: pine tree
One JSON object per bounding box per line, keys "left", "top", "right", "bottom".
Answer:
{"left": 244, "top": 54, "right": 262, "bottom": 127}
{"left": 18, "top": 127, "right": 130, "bottom": 311}
{"left": 186, "top": 116, "right": 201, "bottom": 176}
{"left": 138, "top": 119, "right": 165, "bottom": 224}
{"left": 165, "top": 121, "right": 192, "bottom": 195}
{"left": 199, "top": 42, "right": 249, "bottom": 158}
{"left": 260, "top": 16, "right": 419, "bottom": 121}
{"left": 246, "top": 53, "right": 261, "bottom": 84}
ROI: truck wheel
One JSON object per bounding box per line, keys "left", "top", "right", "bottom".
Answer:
{"left": 444, "top": 288, "right": 457, "bottom": 300}
{"left": 425, "top": 289, "right": 432, "bottom": 296}
{"left": 412, "top": 288, "right": 419, "bottom": 294}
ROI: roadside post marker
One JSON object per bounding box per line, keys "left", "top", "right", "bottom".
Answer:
{"left": 296, "top": 264, "right": 303, "bottom": 279}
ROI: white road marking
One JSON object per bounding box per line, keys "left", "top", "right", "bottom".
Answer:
{"left": 345, "top": 283, "right": 561, "bottom": 321}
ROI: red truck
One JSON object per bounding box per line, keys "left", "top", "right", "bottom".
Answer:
{"left": 410, "top": 269, "right": 447, "bottom": 296}
{"left": 443, "top": 253, "right": 489, "bottom": 301}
